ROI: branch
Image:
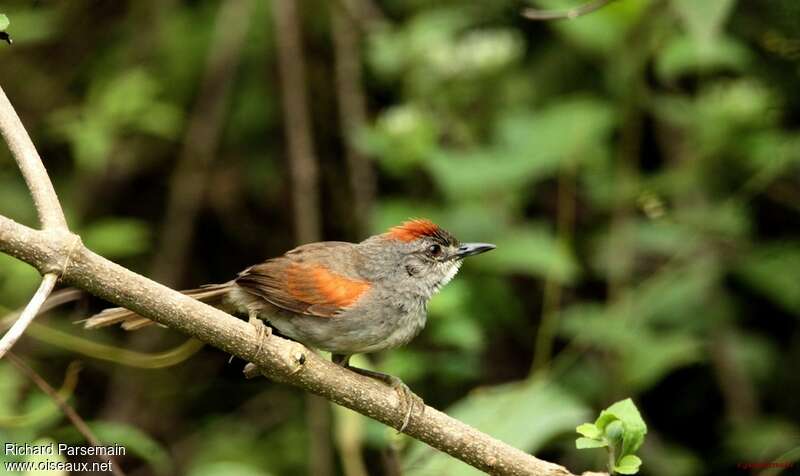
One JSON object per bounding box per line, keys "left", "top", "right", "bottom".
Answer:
{"left": 0, "top": 273, "right": 57, "bottom": 358}
{"left": 0, "top": 86, "right": 67, "bottom": 230}
{"left": 272, "top": 2, "right": 335, "bottom": 472}
{"left": 0, "top": 215, "right": 591, "bottom": 476}
{"left": 0, "top": 86, "right": 598, "bottom": 475}
{"left": 522, "top": 0, "right": 617, "bottom": 21}
{"left": 0, "top": 84, "right": 72, "bottom": 358}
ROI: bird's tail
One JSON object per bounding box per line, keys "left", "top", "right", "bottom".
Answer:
{"left": 82, "top": 283, "right": 233, "bottom": 331}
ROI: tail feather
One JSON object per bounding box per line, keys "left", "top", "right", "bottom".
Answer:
{"left": 82, "top": 282, "right": 232, "bottom": 331}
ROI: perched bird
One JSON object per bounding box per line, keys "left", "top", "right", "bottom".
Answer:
{"left": 84, "top": 219, "right": 495, "bottom": 430}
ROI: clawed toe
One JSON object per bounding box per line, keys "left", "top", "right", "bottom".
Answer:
{"left": 248, "top": 313, "right": 271, "bottom": 355}
{"left": 387, "top": 376, "right": 424, "bottom": 433}
{"left": 340, "top": 364, "right": 425, "bottom": 433}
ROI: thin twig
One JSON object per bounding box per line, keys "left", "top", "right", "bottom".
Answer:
{"left": 7, "top": 352, "right": 127, "bottom": 476}
{"left": 0, "top": 84, "right": 71, "bottom": 360}
{"left": 0, "top": 360, "right": 81, "bottom": 428}
{"left": 522, "top": 0, "right": 617, "bottom": 21}
{"left": 0, "top": 287, "right": 82, "bottom": 329}
{"left": 0, "top": 289, "right": 203, "bottom": 368}
{"left": 0, "top": 273, "right": 57, "bottom": 359}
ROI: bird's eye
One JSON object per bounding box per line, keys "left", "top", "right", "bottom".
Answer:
{"left": 427, "top": 244, "right": 442, "bottom": 257}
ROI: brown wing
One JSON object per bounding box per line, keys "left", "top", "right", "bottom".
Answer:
{"left": 235, "top": 242, "right": 369, "bottom": 318}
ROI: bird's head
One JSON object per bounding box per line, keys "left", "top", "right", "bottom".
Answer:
{"left": 361, "top": 219, "right": 495, "bottom": 298}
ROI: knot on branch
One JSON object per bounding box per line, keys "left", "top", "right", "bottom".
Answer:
{"left": 244, "top": 340, "right": 308, "bottom": 381}
{"left": 39, "top": 229, "right": 82, "bottom": 280}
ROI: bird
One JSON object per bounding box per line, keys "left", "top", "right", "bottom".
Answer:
{"left": 83, "top": 219, "right": 495, "bottom": 430}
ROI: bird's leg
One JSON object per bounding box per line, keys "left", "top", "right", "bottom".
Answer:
{"left": 332, "top": 354, "right": 424, "bottom": 433}
{"left": 249, "top": 310, "right": 271, "bottom": 356}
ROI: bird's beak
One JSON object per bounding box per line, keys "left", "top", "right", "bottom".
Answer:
{"left": 454, "top": 242, "right": 496, "bottom": 259}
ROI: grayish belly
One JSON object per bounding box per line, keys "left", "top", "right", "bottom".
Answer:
{"left": 225, "top": 286, "right": 427, "bottom": 355}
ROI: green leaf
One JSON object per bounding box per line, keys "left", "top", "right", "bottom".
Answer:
{"left": 615, "top": 454, "right": 643, "bottom": 474}
{"left": 576, "top": 437, "right": 607, "bottom": 449}
{"left": 597, "top": 399, "right": 647, "bottom": 456}
{"left": 576, "top": 423, "right": 601, "bottom": 439}
{"left": 0, "top": 14, "right": 9, "bottom": 31}
{"left": 575, "top": 437, "right": 608, "bottom": 450}
{"left": 603, "top": 419, "right": 625, "bottom": 444}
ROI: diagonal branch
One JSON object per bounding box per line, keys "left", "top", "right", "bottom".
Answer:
{"left": 522, "top": 0, "right": 617, "bottom": 21}
{"left": 0, "top": 215, "right": 593, "bottom": 476}
{"left": 0, "top": 86, "right": 67, "bottom": 230}
{"left": 0, "top": 84, "right": 72, "bottom": 359}
{"left": 0, "top": 273, "right": 58, "bottom": 359}
{"left": 0, "top": 87, "right": 600, "bottom": 475}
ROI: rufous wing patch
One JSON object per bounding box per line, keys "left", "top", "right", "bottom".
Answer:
{"left": 387, "top": 219, "right": 441, "bottom": 242}
{"left": 286, "top": 264, "right": 369, "bottom": 308}
{"left": 236, "top": 260, "right": 370, "bottom": 318}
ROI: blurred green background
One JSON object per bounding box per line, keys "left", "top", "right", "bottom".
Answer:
{"left": 1, "top": 0, "right": 799, "bottom": 475}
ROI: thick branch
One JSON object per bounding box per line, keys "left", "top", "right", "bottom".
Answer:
{"left": 0, "top": 86, "right": 67, "bottom": 230}
{"left": 0, "top": 215, "right": 582, "bottom": 476}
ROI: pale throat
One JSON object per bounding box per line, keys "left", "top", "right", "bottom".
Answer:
{"left": 432, "top": 261, "right": 462, "bottom": 295}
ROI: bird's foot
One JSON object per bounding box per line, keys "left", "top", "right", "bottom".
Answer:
{"left": 344, "top": 366, "right": 424, "bottom": 433}
{"left": 386, "top": 374, "right": 424, "bottom": 433}
{"left": 249, "top": 312, "right": 272, "bottom": 356}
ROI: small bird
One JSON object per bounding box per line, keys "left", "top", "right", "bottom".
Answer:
{"left": 84, "top": 219, "right": 495, "bottom": 430}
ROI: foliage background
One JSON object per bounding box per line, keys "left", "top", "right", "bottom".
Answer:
{"left": 1, "top": 0, "right": 799, "bottom": 475}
